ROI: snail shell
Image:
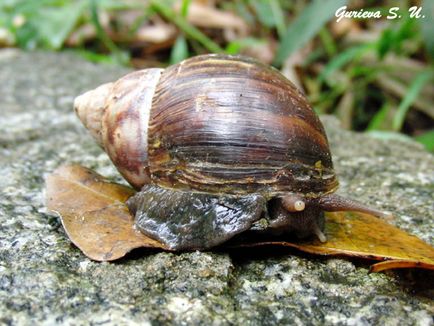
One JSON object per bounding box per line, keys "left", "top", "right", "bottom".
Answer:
{"left": 75, "top": 54, "right": 337, "bottom": 196}
{"left": 74, "top": 54, "right": 389, "bottom": 250}
{"left": 75, "top": 68, "right": 163, "bottom": 188}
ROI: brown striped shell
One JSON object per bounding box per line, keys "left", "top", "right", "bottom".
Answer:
{"left": 74, "top": 54, "right": 338, "bottom": 198}
{"left": 75, "top": 68, "right": 163, "bottom": 189}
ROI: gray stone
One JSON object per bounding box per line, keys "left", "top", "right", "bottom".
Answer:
{"left": 0, "top": 50, "right": 433, "bottom": 325}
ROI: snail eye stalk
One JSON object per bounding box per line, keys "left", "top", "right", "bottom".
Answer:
{"left": 282, "top": 195, "right": 306, "bottom": 212}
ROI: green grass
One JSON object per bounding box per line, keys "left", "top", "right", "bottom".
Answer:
{"left": 274, "top": 0, "right": 347, "bottom": 66}
{"left": 0, "top": 0, "right": 432, "bottom": 151}
{"left": 392, "top": 70, "right": 433, "bottom": 131}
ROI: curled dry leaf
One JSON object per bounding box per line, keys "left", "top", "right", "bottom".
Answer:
{"left": 45, "top": 165, "right": 434, "bottom": 272}
{"left": 45, "top": 165, "right": 165, "bottom": 261}
{"left": 237, "top": 211, "right": 434, "bottom": 272}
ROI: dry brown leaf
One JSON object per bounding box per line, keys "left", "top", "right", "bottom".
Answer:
{"left": 46, "top": 165, "right": 165, "bottom": 261}
{"left": 174, "top": 1, "right": 248, "bottom": 35}
{"left": 330, "top": 17, "right": 361, "bottom": 37}
{"left": 240, "top": 211, "right": 434, "bottom": 272}
{"left": 46, "top": 165, "right": 434, "bottom": 272}
{"left": 136, "top": 23, "right": 177, "bottom": 44}
{"left": 65, "top": 24, "right": 96, "bottom": 47}
{"left": 66, "top": 11, "right": 109, "bottom": 46}
{"left": 241, "top": 41, "right": 276, "bottom": 65}
{"left": 281, "top": 42, "right": 314, "bottom": 89}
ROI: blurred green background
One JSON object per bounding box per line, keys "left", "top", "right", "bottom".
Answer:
{"left": 1, "top": 0, "right": 433, "bottom": 151}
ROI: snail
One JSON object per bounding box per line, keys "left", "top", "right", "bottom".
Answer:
{"left": 74, "top": 54, "right": 389, "bottom": 250}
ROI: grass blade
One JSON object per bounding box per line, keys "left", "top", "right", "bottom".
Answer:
{"left": 366, "top": 102, "right": 391, "bottom": 131}
{"left": 414, "top": 129, "right": 434, "bottom": 152}
{"left": 180, "top": 0, "right": 191, "bottom": 17}
{"left": 250, "top": 0, "right": 285, "bottom": 38}
{"left": 90, "top": 0, "right": 129, "bottom": 65}
{"left": 319, "top": 28, "right": 337, "bottom": 56}
{"left": 37, "top": 1, "right": 86, "bottom": 49}
{"left": 420, "top": 0, "right": 434, "bottom": 59}
{"left": 392, "top": 70, "right": 433, "bottom": 131}
{"left": 250, "top": 0, "right": 275, "bottom": 28}
{"left": 319, "top": 43, "right": 373, "bottom": 83}
{"left": 170, "top": 34, "right": 189, "bottom": 64}
{"left": 225, "top": 37, "right": 266, "bottom": 55}
{"left": 273, "top": 0, "right": 347, "bottom": 66}
{"left": 269, "top": 0, "right": 286, "bottom": 39}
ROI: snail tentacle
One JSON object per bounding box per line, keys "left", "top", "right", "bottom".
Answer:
{"left": 317, "top": 194, "right": 391, "bottom": 218}
{"left": 313, "top": 224, "right": 327, "bottom": 243}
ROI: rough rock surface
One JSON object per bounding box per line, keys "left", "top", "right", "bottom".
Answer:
{"left": 0, "top": 50, "right": 433, "bottom": 325}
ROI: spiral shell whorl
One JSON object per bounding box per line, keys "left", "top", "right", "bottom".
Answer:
{"left": 75, "top": 68, "right": 163, "bottom": 189}
{"left": 74, "top": 82, "right": 113, "bottom": 147}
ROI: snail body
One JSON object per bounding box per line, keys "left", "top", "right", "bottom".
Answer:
{"left": 74, "top": 54, "right": 388, "bottom": 250}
